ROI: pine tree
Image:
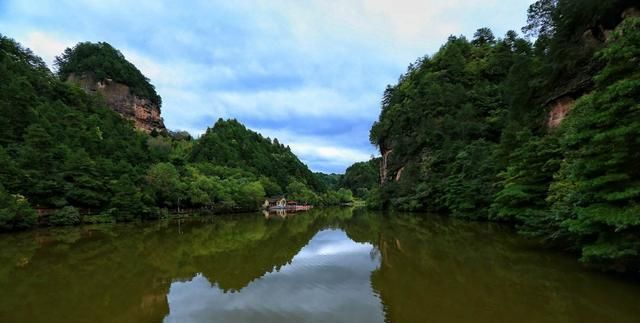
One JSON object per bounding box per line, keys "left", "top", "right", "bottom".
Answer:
{"left": 549, "top": 18, "right": 640, "bottom": 270}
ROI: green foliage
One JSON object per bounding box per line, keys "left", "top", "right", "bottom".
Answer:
{"left": 523, "top": 0, "right": 634, "bottom": 92}
{"left": 370, "top": 30, "right": 532, "bottom": 216}
{"left": 0, "top": 34, "right": 329, "bottom": 229}
{"left": 109, "top": 175, "right": 146, "bottom": 221}
{"left": 146, "top": 162, "right": 185, "bottom": 207}
{"left": 339, "top": 159, "right": 379, "bottom": 199}
{"left": 336, "top": 188, "right": 354, "bottom": 204}
{"left": 545, "top": 17, "right": 640, "bottom": 270}
{"left": 0, "top": 185, "right": 37, "bottom": 231}
{"left": 239, "top": 181, "right": 267, "bottom": 210}
{"left": 320, "top": 188, "right": 354, "bottom": 206}
{"left": 286, "top": 180, "right": 319, "bottom": 205}
{"left": 55, "top": 42, "right": 162, "bottom": 107}
{"left": 190, "top": 119, "right": 323, "bottom": 192}
{"left": 49, "top": 206, "right": 81, "bottom": 226}
{"left": 314, "top": 172, "right": 341, "bottom": 191}
{"left": 368, "top": 4, "right": 640, "bottom": 271}
{"left": 365, "top": 187, "right": 385, "bottom": 210}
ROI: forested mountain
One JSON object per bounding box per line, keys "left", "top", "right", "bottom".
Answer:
{"left": 56, "top": 42, "right": 161, "bottom": 107}
{"left": 339, "top": 159, "right": 379, "bottom": 199}
{"left": 0, "top": 35, "right": 349, "bottom": 231}
{"left": 365, "top": 0, "right": 640, "bottom": 272}
{"left": 190, "top": 119, "right": 324, "bottom": 193}
{"left": 55, "top": 42, "right": 166, "bottom": 133}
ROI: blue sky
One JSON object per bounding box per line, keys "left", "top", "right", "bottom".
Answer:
{"left": 0, "top": 0, "right": 533, "bottom": 173}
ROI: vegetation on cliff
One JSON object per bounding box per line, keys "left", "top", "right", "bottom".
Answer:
{"left": 55, "top": 42, "right": 162, "bottom": 107}
{"left": 0, "top": 35, "right": 351, "bottom": 230}
{"left": 190, "top": 119, "right": 324, "bottom": 193}
{"left": 365, "top": 0, "right": 640, "bottom": 272}
{"left": 339, "top": 159, "right": 380, "bottom": 199}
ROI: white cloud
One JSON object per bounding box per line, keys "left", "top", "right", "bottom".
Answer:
{"left": 253, "top": 127, "right": 376, "bottom": 172}
{"left": 21, "top": 31, "right": 76, "bottom": 69}
{"left": 2, "top": 0, "right": 532, "bottom": 172}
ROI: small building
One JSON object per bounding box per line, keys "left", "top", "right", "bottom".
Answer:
{"left": 264, "top": 196, "right": 287, "bottom": 209}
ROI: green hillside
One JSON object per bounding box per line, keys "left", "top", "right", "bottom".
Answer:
{"left": 0, "top": 35, "right": 348, "bottom": 231}
{"left": 362, "top": 0, "right": 640, "bottom": 272}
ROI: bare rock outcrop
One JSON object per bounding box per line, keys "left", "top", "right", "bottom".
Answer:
{"left": 546, "top": 5, "right": 640, "bottom": 129}
{"left": 68, "top": 73, "right": 166, "bottom": 133}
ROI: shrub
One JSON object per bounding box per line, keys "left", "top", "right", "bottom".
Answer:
{"left": 49, "top": 206, "right": 81, "bottom": 226}
{"left": 0, "top": 191, "right": 38, "bottom": 231}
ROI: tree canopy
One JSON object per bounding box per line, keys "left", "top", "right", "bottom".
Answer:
{"left": 0, "top": 34, "right": 350, "bottom": 231}
{"left": 364, "top": 0, "right": 640, "bottom": 272}
{"left": 55, "top": 41, "right": 162, "bottom": 107}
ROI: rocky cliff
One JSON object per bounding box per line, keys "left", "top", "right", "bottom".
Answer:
{"left": 68, "top": 73, "right": 166, "bottom": 133}
{"left": 379, "top": 142, "right": 406, "bottom": 185}
{"left": 544, "top": 5, "right": 639, "bottom": 129}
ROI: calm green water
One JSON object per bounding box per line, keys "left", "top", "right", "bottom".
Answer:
{"left": 1, "top": 208, "right": 639, "bottom": 323}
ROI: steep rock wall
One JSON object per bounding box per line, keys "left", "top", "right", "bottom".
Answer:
{"left": 68, "top": 73, "right": 166, "bottom": 133}
{"left": 545, "top": 6, "right": 639, "bottom": 129}
{"left": 380, "top": 148, "right": 393, "bottom": 185}
{"left": 547, "top": 96, "right": 576, "bottom": 129}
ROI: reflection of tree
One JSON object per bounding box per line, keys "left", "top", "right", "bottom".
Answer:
{"left": 0, "top": 209, "right": 355, "bottom": 323}
{"left": 344, "top": 212, "right": 640, "bottom": 323}
{"left": 2, "top": 209, "right": 637, "bottom": 323}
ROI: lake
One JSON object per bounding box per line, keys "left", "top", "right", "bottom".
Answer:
{"left": 0, "top": 208, "right": 638, "bottom": 323}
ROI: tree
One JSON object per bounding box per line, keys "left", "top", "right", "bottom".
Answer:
{"left": 0, "top": 184, "right": 37, "bottom": 231}
{"left": 189, "top": 119, "right": 323, "bottom": 192}
{"left": 339, "top": 159, "right": 379, "bottom": 198}
{"left": 522, "top": 0, "right": 557, "bottom": 38}
{"left": 548, "top": 18, "right": 640, "bottom": 270}
{"left": 18, "top": 124, "right": 67, "bottom": 207}
{"left": 62, "top": 149, "right": 106, "bottom": 208}
{"left": 147, "top": 136, "right": 173, "bottom": 162}
{"left": 491, "top": 131, "right": 562, "bottom": 233}
{"left": 55, "top": 42, "right": 162, "bottom": 106}
{"left": 49, "top": 206, "right": 81, "bottom": 226}
{"left": 110, "top": 175, "right": 145, "bottom": 221}
{"left": 336, "top": 188, "right": 353, "bottom": 204}
{"left": 287, "top": 180, "right": 318, "bottom": 204}
{"left": 146, "top": 163, "right": 185, "bottom": 208}
{"left": 238, "top": 181, "right": 266, "bottom": 210}
{"left": 472, "top": 27, "right": 496, "bottom": 46}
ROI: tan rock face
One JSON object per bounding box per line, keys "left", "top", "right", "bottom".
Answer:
{"left": 67, "top": 73, "right": 166, "bottom": 133}
{"left": 380, "top": 148, "right": 393, "bottom": 185}
{"left": 547, "top": 96, "right": 575, "bottom": 129}
{"left": 395, "top": 166, "right": 405, "bottom": 182}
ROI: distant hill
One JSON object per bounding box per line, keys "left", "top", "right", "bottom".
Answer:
{"left": 190, "top": 118, "right": 325, "bottom": 193}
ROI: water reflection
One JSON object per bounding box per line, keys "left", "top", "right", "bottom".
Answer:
{"left": 164, "top": 230, "right": 383, "bottom": 323}
{"left": 0, "top": 208, "right": 639, "bottom": 323}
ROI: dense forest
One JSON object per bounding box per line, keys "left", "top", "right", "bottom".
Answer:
{"left": 339, "top": 159, "right": 380, "bottom": 199}
{"left": 0, "top": 36, "right": 352, "bottom": 231}
{"left": 361, "top": 0, "right": 640, "bottom": 272}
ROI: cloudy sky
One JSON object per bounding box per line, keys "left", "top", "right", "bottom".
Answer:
{"left": 0, "top": 0, "right": 532, "bottom": 173}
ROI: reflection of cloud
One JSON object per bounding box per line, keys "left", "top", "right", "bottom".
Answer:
{"left": 295, "top": 229, "right": 375, "bottom": 258}
{"left": 164, "top": 230, "right": 383, "bottom": 323}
